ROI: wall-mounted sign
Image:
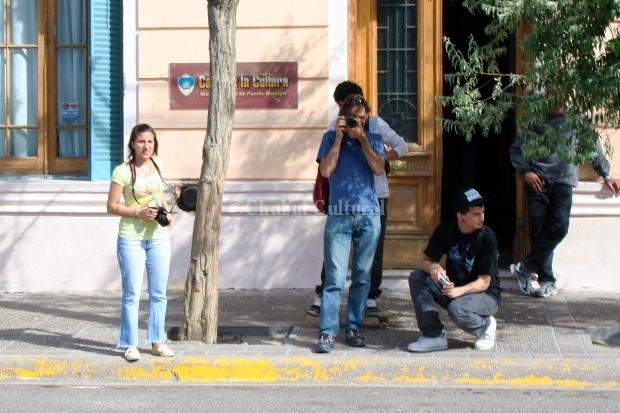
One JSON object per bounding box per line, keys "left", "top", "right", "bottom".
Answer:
{"left": 169, "top": 62, "right": 298, "bottom": 110}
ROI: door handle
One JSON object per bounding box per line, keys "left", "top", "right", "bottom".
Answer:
{"left": 390, "top": 160, "right": 404, "bottom": 171}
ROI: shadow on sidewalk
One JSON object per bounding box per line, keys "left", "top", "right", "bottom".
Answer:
{"left": 0, "top": 292, "right": 119, "bottom": 326}
{"left": 1, "top": 289, "right": 618, "bottom": 352}
{"left": 0, "top": 328, "right": 115, "bottom": 356}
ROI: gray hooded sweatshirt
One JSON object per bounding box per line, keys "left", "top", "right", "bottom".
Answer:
{"left": 510, "top": 111, "right": 610, "bottom": 187}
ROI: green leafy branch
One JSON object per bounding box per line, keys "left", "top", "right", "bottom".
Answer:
{"left": 438, "top": 0, "right": 620, "bottom": 163}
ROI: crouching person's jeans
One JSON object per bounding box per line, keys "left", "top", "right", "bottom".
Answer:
{"left": 408, "top": 270, "right": 498, "bottom": 338}
{"left": 320, "top": 214, "right": 380, "bottom": 337}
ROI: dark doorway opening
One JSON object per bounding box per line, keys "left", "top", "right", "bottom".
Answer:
{"left": 441, "top": 1, "right": 516, "bottom": 268}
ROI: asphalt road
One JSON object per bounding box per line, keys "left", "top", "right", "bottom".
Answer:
{"left": 1, "top": 384, "right": 619, "bottom": 412}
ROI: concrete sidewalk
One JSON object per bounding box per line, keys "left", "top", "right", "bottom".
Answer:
{"left": 1, "top": 277, "right": 619, "bottom": 387}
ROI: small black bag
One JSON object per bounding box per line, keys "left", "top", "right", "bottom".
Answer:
{"left": 177, "top": 184, "right": 199, "bottom": 212}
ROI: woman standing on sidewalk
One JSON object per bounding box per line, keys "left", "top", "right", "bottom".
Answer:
{"left": 106, "top": 123, "right": 175, "bottom": 362}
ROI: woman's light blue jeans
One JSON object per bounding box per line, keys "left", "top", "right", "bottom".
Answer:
{"left": 320, "top": 214, "right": 380, "bottom": 337}
{"left": 117, "top": 236, "right": 171, "bottom": 348}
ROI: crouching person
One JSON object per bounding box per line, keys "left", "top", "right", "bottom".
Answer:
{"left": 407, "top": 187, "right": 501, "bottom": 352}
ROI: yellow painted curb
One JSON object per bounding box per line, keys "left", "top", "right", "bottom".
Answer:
{"left": 0, "top": 356, "right": 618, "bottom": 388}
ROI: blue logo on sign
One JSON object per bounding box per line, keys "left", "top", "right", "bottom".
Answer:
{"left": 177, "top": 74, "right": 195, "bottom": 96}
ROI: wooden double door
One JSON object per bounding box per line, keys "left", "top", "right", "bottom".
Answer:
{"left": 349, "top": 0, "right": 517, "bottom": 269}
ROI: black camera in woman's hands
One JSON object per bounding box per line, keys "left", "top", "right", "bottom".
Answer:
{"left": 346, "top": 116, "right": 358, "bottom": 128}
{"left": 154, "top": 207, "right": 170, "bottom": 226}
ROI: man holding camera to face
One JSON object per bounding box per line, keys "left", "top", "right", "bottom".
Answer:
{"left": 308, "top": 81, "right": 408, "bottom": 318}
{"left": 314, "top": 95, "right": 386, "bottom": 353}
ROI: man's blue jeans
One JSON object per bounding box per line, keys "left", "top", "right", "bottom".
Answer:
{"left": 316, "top": 198, "right": 387, "bottom": 300}
{"left": 408, "top": 270, "right": 498, "bottom": 338}
{"left": 524, "top": 182, "right": 572, "bottom": 282}
{"left": 320, "top": 214, "right": 380, "bottom": 337}
{"left": 117, "top": 236, "right": 171, "bottom": 348}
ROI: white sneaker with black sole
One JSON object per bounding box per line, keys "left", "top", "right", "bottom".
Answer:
{"left": 474, "top": 316, "right": 497, "bottom": 350}
{"left": 407, "top": 333, "right": 448, "bottom": 352}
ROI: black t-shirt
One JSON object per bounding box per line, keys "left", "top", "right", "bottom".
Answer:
{"left": 423, "top": 220, "right": 501, "bottom": 304}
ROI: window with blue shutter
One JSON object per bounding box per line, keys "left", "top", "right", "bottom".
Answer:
{"left": 89, "top": 0, "right": 123, "bottom": 180}
{"left": 1, "top": 0, "right": 122, "bottom": 178}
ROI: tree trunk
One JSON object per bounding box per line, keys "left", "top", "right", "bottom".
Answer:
{"left": 183, "top": 0, "right": 239, "bottom": 343}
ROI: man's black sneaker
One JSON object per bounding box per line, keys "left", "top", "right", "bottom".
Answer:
{"left": 365, "top": 298, "right": 380, "bottom": 317}
{"left": 316, "top": 333, "right": 335, "bottom": 353}
{"left": 510, "top": 262, "right": 535, "bottom": 296}
{"left": 306, "top": 295, "right": 321, "bottom": 317}
{"left": 345, "top": 328, "right": 365, "bottom": 348}
{"left": 533, "top": 281, "right": 558, "bottom": 298}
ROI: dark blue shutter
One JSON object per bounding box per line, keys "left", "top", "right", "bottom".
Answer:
{"left": 89, "top": 0, "right": 123, "bottom": 180}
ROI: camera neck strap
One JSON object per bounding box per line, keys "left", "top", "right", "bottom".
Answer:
{"left": 129, "top": 159, "right": 173, "bottom": 213}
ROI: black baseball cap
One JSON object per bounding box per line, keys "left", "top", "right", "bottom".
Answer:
{"left": 453, "top": 187, "right": 489, "bottom": 213}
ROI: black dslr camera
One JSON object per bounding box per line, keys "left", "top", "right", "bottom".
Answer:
{"left": 153, "top": 207, "right": 170, "bottom": 227}
{"left": 346, "top": 116, "right": 358, "bottom": 128}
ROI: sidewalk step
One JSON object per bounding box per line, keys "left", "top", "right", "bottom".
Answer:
{"left": 382, "top": 268, "right": 518, "bottom": 290}
{"left": 382, "top": 268, "right": 514, "bottom": 278}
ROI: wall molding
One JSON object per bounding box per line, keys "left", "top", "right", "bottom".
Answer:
{"left": 1, "top": 180, "right": 617, "bottom": 216}
{"left": 0, "top": 180, "right": 316, "bottom": 215}
{"left": 570, "top": 181, "right": 620, "bottom": 216}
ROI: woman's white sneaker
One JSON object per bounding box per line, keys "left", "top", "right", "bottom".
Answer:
{"left": 151, "top": 342, "right": 175, "bottom": 357}
{"left": 124, "top": 346, "right": 141, "bottom": 361}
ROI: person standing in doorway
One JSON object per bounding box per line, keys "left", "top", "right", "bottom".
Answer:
{"left": 509, "top": 106, "right": 619, "bottom": 297}
{"left": 307, "top": 81, "right": 408, "bottom": 317}
{"left": 106, "top": 123, "right": 175, "bottom": 362}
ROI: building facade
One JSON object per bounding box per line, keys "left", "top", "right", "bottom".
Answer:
{"left": 1, "top": 0, "right": 619, "bottom": 292}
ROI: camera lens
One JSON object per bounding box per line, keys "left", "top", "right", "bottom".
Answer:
{"left": 346, "top": 116, "right": 357, "bottom": 128}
